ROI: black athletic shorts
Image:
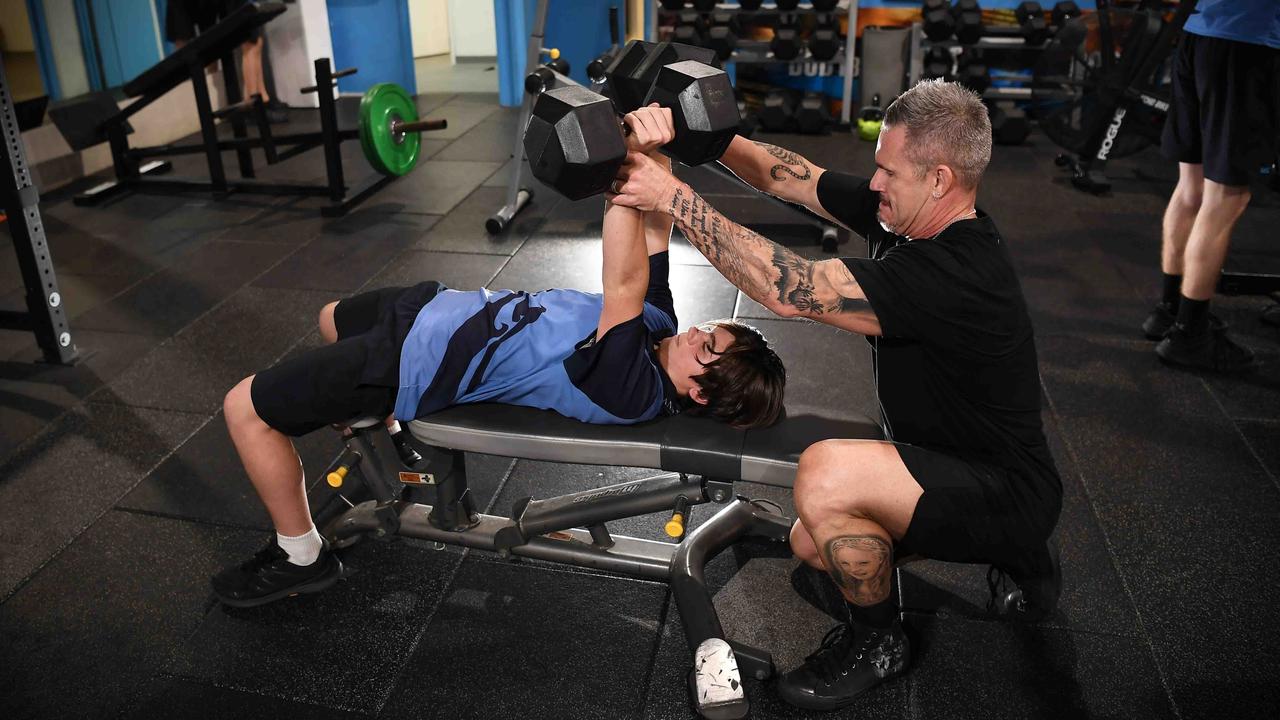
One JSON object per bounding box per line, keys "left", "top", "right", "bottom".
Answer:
{"left": 1161, "top": 32, "right": 1280, "bottom": 186}
{"left": 894, "top": 444, "right": 1061, "bottom": 570}
{"left": 165, "top": 0, "right": 261, "bottom": 43}
{"left": 250, "top": 282, "right": 444, "bottom": 437}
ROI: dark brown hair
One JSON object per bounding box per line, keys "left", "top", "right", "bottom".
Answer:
{"left": 688, "top": 321, "right": 786, "bottom": 429}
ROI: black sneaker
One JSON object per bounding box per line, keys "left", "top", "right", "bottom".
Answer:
{"left": 1262, "top": 302, "right": 1280, "bottom": 328}
{"left": 988, "top": 541, "right": 1061, "bottom": 623}
{"left": 1156, "top": 324, "right": 1256, "bottom": 373}
{"left": 1142, "top": 303, "right": 1227, "bottom": 340}
{"left": 390, "top": 428, "right": 425, "bottom": 469}
{"left": 775, "top": 621, "right": 909, "bottom": 711}
{"left": 211, "top": 537, "right": 342, "bottom": 608}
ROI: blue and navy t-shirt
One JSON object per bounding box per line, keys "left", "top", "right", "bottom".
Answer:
{"left": 1183, "top": 0, "right": 1280, "bottom": 50}
{"left": 394, "top": 252, "right": 680, "bottom": 425}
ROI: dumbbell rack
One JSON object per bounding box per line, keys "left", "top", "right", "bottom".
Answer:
{"left": 653, "top": 2, "right": 861, "bottom": 125}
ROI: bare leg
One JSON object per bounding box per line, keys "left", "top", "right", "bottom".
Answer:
{"left": 1161, "top": 163, "right": 1203, "bottom": 276}
{"left": 792, "top": 440, "right": 921, "bottom": 608}
{"left": 241, "top": 38, "right": 269, "bottom": 102}
{"left": 223, "top": 376, "right": 312, "bottom": 536}
{"left": 1181, "top": 179, "right": 1252, "bottom": 300}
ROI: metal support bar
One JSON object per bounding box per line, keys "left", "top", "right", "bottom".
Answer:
{"left": 314, "top": 58, "right": 346, "bottom": 203}
{"left": 0, "top": 55, "right": 78, "bottom": 364}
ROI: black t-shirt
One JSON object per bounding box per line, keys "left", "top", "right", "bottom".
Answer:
{"left": 816, "top": 171, "right": 1059, "bottom": 483}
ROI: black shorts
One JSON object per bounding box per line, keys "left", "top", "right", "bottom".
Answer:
{"left": 165, "top": 0, "right": 261, "bottom": 43}
{"left": 894, "top": 444, "right": 1061, "bottom": 569}
{"left": 250, "top": 282, "right": 444, "bottom": 437}
{"left": 1161, "top": 32, "right": 1280, "bottom": 186}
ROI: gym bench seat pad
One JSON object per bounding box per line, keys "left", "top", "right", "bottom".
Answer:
{"left": 408, "top": 404, "right": 882, "bottom": 488}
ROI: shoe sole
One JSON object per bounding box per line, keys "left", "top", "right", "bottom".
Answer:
{"left": 214, "top": 558, "right": 344, "bottom": 609}
{"left": 1155, "top": 348, "right": 1257, "bottom": 375}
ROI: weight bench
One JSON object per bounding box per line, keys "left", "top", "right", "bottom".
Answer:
{"left": 308, "top": 404, "right": 881, "bottom": 719}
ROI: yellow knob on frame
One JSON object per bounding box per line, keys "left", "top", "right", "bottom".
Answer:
{"left": 327, "top": 466, "right": 349, "bottom": 488}
{"left": 665, "top": 513, "right": 685, "bottom": 538}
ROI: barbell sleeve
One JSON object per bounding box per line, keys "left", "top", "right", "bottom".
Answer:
{"left": 392, "top": 118, "right": 449, "bottom": 134}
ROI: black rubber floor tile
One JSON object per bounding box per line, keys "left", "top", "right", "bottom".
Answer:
{"left": 0, "top": 402, "right": 208, "bottom": 600}
{"left": 745, "top": 318, "right": 877, "bottom": 420}
{"left": 0, "top": 511, "right": 263, "bottom": 720}
{"left": 374, "top": 159, "right": 505, "bottom": 215}
{"left": 252, "top": 223, "right": 425, "bottom": 293}
{"left": 95, "top": 286, "right": 332, "bottom": 414}
{"left": 0, "top": 329, "right": 160, "bottom": 462}
{"left": 899, "top": 409, "right": 1143, "bottom": 637}
{"left": 379, "top": 557, "right": 666, "bottom": 720}
{"left": 410, "top": 185, "right": 555, "bottom": 255}
{"left": 117, "top": 409, "right": 337, "bottom": 530}
{"left": 905, "top": 613, "right": 1176, "bottom": 720}
{"left": 364, "top": 249, "right": 509, "bottom": 291}
{"left": 413, "top": 96, "right": 504, "bottom": 141}
{"left": 168, "top": 539, "right": 462, "bottom": 713}
{"left": 1038, "top": 333, "right": 1280, "bottom": 717}
{"left": 0, "top": 271, "right": 139, "bottom": 323}
{"left": 433, "top": 106, "right": 520, "bottom": 163}
{"left": 1238, "top": 419, "right": 1280, "bottom": 483}
{"left": 481, "top": 156, "right": 557, "bottom": 198}
{"left": 74, "top": 239, "right": 295, "bottom": 336}
{"left": 124, "top": 677, "right": 368, "bottom": 720}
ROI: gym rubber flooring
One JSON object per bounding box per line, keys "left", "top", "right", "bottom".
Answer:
{"left": 2, "top": 93, "right": 1278, "bottom": 719}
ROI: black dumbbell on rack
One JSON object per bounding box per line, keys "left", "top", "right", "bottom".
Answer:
{"left": 953, "top": 0, "right": 984, "bottom": 45}
{"left": 922, "top": 0, "right": 955, "bottom": 42}
{"left": 674, "top": 11, "right": 708, "bottom": 47}
{"left": 771, "top": 15, "right": 802, "bottom": 60}
{"left": 1014, "top": 2, "right": 1049, "bottom": 45}
{"left": 1051, "top": 1, "right": 1081, "bottom": 27}
{"left": 923, "top": 45, "right": 954, "bottom": 80}
{"left": 956, "top": 48, "right": 990, "bottom": 93}
{"left": 706, "top": 12, "right": 740, "bottom": 61}
{"left": 808, "top": 14, "right": 841, "bottom": 61}
{"left": 795, "top": 92, "right": 833, "bottom": 134}
{"left": 757, "top": 89, "right": 795, "bottom": 132}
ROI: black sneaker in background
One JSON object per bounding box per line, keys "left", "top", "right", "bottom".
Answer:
{"left": 212, "top": 537, "right": 342, "bottom": 608}
{"left": 988, "top": 541, "right": 1062, "bottom": 623}
{"left": 775, "top": 620, "right": 909, "bottom": 711}
{"left": 1156, "top": 324, "right": 1256, "bottom": 373}
{"left": 1142, "top": 303, "right": 1227, "bottom": 340}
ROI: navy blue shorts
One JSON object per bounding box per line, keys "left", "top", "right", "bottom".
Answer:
{"left": 1161, "top": 32, "right": 1280, "bottom": 186}
{"left": 251, "top": 282, "right": 443, "bottom": 437}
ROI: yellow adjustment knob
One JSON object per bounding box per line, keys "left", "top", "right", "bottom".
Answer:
{"left": 548, "top": 48, "right": 560, "bottom": 60}
{"left": 665, "top": 513, "right": 685, "bottom": 538}
{"left": 327, "top": 466, "right": 349, "bottom": 488}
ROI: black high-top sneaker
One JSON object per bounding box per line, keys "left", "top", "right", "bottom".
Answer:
{"left": 775, "top": 620, "right": 909, "bottom": 711}
{"left": 988, "top": 541, "right": 1062, "bottom": 623}
{"left": 1143, "top": 303, "right": 1227, "bottom": 340}
{"left": 1156, "top": 323, "right": 1255, "bottom": 373}
{"left": 211, "top": 537, "right": 342, "bottom": 608}
{"left": 390, "top": 427, "right": 426, "bottom": 469}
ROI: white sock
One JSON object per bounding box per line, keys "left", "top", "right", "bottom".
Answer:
{"left": 387, "top": 419, "right": 403, "bottom": 435}
{"left": 277, "top": 526, "right": 322, "bottom": 566}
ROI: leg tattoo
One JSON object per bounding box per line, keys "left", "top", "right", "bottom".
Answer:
{"left": 824, "top": 535, "right": 893, "bottom": 606}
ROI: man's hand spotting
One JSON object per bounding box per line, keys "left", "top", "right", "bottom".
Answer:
{"left": 609, "top": 151, "right": 682, "bottom": 213}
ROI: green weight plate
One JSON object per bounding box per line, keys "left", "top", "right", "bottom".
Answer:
{"left": 358, "top": 82, "right": 421, "bottom": 176}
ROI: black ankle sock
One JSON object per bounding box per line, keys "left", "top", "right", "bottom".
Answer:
{"left": 1161, "top": 274, "right": 1183, "bottom": 309}
{"left": 846, "top": 597, "right": 898, "bottom": 629}
{"left": 1176, "top": 296, "right": 1211, "bottom": 336}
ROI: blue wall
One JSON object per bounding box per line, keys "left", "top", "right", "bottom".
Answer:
{"left": 496, "top": 0, "right": 622, "bottom": 106}
{"left": 327, "top": 0, "right": 417, "bottom": 94}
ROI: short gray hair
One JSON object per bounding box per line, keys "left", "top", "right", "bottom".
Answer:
{"left": 883, "top": 79, "right": 991, "bottom": 189}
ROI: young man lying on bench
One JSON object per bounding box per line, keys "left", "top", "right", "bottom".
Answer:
{"left": 213, "top": 145, "right": 787, "bottom": 608}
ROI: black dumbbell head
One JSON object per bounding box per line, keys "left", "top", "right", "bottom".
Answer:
{"left": 707, "top": 19, "right": 739, "bottom": 61}
{"left": 770, "top": 18, "right": 802, "bottom": 61}
{"left": 622, "top": 41, "right": 718, "bottom": 110}
{"left": 524, "top": 86, "right": 628, "bottom": 201}
{"left": 812, "top": 0, "right": 838, "bottom": 10}
{"left": 603, "top": 40, "right": 657, "bottom": 112}
{"left": 660, "top": 0, "right": 685, "bottom": 9}
{"left": 692, "top": 0, "right": 717, "bottom": 10}
{"left": 955, "top": 10, "right": 983, "bottom": 44}
{"left": 1051, "top": 0, "right": 1081, "bottom": 26}
{"left": 795, "top": 93, "right": 832, "bottom": 134}
{"left": 923, "top": 46, "right": 953, "bottom": 78}
{"left": 1014, "top": 1, "right": 1042, "bottom": 23}
{"left": 922, "top": 1, "right": 956, "bottom": 42}
{"left": 808, "top": 15, "right": 840, "bottom": 61}
{"left": 775, "top": 0, "right": 800, "bottom": 10}
{"left": 738, "top": 0, "right": 763, "bottom": 10}
{"left": 644, "top": 60, "right": 739, "bottom": 165}
{"left": 757, "top": 90, "right": 794, "bottom": 132}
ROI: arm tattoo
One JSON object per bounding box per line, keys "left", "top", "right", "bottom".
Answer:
{"left": 825, "top": 536, "right": 893, "bottom": 606}
{"left": 669, "top": 186, "right": 875, "bottom": 322}
{"left": 754, "top": 141, "right": 812, "bottom": 182}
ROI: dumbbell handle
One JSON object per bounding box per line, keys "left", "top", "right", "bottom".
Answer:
{"left": 392, "top": 118, "right": 448, "bottom": 134}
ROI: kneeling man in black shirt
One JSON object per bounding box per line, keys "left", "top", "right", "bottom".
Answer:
{"left": 611, "top": 79, "right": 1063, "bottom": 710}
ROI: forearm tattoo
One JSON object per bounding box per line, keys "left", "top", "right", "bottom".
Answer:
{"left": 754, "top": 141, "right": 812, "bottom": 182}
{"left": 825, "top": 536, "right": 893, "bottom": 606}
{"left": 669, "top": 186, "right": 874, "bottom": 321}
